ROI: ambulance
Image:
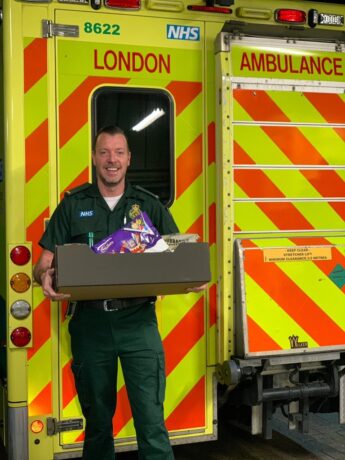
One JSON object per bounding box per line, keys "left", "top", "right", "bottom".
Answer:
{"left": 0, "top": 0, "right": 344, "bottom": 459}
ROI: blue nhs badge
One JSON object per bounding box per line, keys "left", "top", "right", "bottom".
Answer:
{"left": 167, "top": 24, "right": 200, "bottom": 41}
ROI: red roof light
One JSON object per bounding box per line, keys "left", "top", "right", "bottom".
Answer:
{"left": 276, "top": 9, "right": 306, "bottom": 24}
{"left": 105, "top": 0, "right": 140, "bottom": 8}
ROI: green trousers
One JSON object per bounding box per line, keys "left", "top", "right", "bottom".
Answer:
{"left": 68, "top": 301, "right": 174, "bottom": 460}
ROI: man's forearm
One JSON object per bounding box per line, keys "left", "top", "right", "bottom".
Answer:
{"left": 33, "top": 249, "right": 55, "bottom": 285}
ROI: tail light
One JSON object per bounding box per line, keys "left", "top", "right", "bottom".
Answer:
{"left": 8, "top": 243, "right": 32, "bottom": 349}
{"left": 10, "top": 245, "right": 31, "bottom": 265}
{"left": 275, "top": 9, "right": 306, "bottom": 24}
{"left": 105, "top": 0, "right": 140, "bottom": 9}
{"left": 10, "top": 300, "right": 31, "bottom": 319}
{"left": 10, "top": 327, "right": 31, "bottom": 347}
{"left": 10, "top": 273, "right": 31, "bottom": 293}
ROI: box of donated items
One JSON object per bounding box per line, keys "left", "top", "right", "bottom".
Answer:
{"left": 53, "top": 212, "right": 211, "bottom": 300}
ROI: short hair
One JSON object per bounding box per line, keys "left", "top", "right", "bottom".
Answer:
{"left": 92, "top": 125, "right": 130, "bottom": 151}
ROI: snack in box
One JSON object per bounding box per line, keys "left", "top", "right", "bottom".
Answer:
{"left": 92, "top": 211, "right": 169, "bottom": 254}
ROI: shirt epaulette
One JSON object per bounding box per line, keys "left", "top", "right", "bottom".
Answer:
{"left": 133, "top": 185, "right": 159, "bottom": 200}
{"left": 65, "top": 182, "right": 92, "bottom": 196}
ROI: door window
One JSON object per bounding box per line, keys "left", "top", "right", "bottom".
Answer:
{"left": 92, "top": 87, "right": 174, "bottom": 206}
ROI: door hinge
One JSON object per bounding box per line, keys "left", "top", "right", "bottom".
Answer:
{"left": 47, "top": 417, "right": 84, "bottom": 436}
{"left": 42, "top": 19, "right": 79, "bottom": 38}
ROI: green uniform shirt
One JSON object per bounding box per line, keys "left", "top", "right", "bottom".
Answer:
{"left": 40, "top": 182, "right": 179, "bottom": 252}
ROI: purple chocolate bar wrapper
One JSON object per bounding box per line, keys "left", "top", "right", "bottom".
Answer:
{"left": 92, "top": 211, "right": 169, "bottom": 254}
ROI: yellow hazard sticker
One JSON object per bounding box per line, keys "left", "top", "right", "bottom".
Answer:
{"left": 263, "top": 246, "right": 332, "bottom": 263}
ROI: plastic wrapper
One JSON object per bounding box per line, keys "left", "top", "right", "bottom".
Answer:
{"left": 92, "top": 211, "right": 169, "bottom": 254}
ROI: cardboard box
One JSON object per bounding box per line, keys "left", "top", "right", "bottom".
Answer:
{"left": 54, "top": 243, "right": 211, "bottom": 300}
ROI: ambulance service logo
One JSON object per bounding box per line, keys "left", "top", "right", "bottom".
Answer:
{"left": 167, "top": 24, "right": 200, "bottom": 41}
{"left": 129, "top": 204, "right": 141, "bottom": 219}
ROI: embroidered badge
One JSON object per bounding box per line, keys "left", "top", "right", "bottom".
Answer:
{"left": 79, "top": 210, "right": 94, "bottom": 217}
{"left": 129, "top": 204, "right": 141, "bottom": 219}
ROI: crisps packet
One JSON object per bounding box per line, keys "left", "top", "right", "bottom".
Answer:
{"left": 92, "top": 211, "right": 169, "bottom": 254}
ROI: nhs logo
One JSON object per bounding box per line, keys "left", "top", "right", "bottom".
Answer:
{"left": 167, "top": 24, "right": 200, "bottom": 41}
{"left": 79, "top": 210, "right": 94, "bottom": 217}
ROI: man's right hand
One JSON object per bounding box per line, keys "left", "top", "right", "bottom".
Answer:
{"left": 41, "top": 267, "right": 71, "bottom": 301}
{"left": 34, "top": 248, "right": 71, "bottom": 301}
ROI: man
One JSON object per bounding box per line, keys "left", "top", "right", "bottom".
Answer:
{"left": 33, "top": 126, "right": 178, "bottom": 460}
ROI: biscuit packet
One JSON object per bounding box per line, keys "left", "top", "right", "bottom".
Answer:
{"left": 92, "top": 211, "right": 169, "bottom": 254}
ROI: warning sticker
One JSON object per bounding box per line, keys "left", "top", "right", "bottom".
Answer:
{"left": 263, "top": 247, "right": 332, "bottom": 263}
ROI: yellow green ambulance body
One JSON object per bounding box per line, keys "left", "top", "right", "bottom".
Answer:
{"left": 0, "top": 0, "right": 344, "bottom": 458}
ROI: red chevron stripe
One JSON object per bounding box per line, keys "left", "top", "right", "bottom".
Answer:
{"left": 176, "top": 134, "right": 202, "bottom": 198}
{"left": 234, "top": 89, "right": 289, "bottom": 122}
{"left": 186, "top": 214, "right": 204, "bottom": 241}
{"left": 28, "top": 382, "right": 52, "bottom": 416}
{"left": 59, "top": 76, "right": 129, "bottom": 149}
{"left": 75, "top": 432, "right": 85, "bottom": 443}
{"left": 256, "top": 202, "right": 313, "bottom": 230}
{"left": 164, "top": 298, "right": 204, "bottom": 375}
{"left": 235, "top": 140, "right": 285, "bottom": 196}
{"left": 330, "top": 202, "right": 345, "bottom": 221}
{"left": 305, "top": 93, "right": 345, "bottom": 141}
{"left": 27, "top": 298, "right": 51, "bottom": 360}
{"left": 297, "top": 169, "right": 345, "bottom": 198}
{"left": 235, "top": 169, "right": 285, "bottom": 198}
{"left": 25, "top": 119, "right": 49, "bottom": 182}
{"left": 209, "top": 283, "right": 217, "bottom": 327}
{"left": 208, "top": 122, "right": 215, "bottom": 165}
{"left": 165, "top": 81, "right": 202, "bottom": 116}
{"left": 24, "top": 38, "right": 47, "bottom": 93}
{"left": 26, "top": 207, "right": 49, "bottom": 265}
{"left": 62, "top": 360, "right": 76, "bottom": 409}
{"left": 234, "top": 141, "right": 254, "bottom": 165}
{"left": 304, "top": 93, "right": 345, "bottom": 124}
{"left": 60, "top": 167, "right": 90, "bottom": 200}
{"left": 208, "top": 202, "right": 216, "bottom": 245}
{"left": 165, "top": 376, "right": 205, "bottom": 430}
{"left": 263, "top": 125, "right": 328, "bottom": 165}
{"left": 247, "top": 316, "right": 282, "bottom": 353}
{"left": 245, "top": 248, "right": 345, "bottom": 345}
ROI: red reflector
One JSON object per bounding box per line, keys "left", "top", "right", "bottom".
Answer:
{"left": 10, "top": 327, "right": 31, "bottom": 347}
{"left": 105, "top": 0, "right": 140, "bottom": 8}
{"left": 276, "top": 9, "right": 306, "bottom": 24}
{"left": 10, "top": 246, "right": 31, "bottom": 266}
{"left": 187, "top": 5, "right": 231, "bottom": 14}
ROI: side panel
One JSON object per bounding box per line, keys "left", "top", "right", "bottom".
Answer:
{"left": 236, "top": 237, "right": 345, "bottom": 357}
{"left": 216, "top": 35, "right": 345, "bottom": 362}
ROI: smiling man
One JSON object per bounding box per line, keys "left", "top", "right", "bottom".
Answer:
{"left": 93, "top": 128, "right": 131, "bottom": 192}
{"left": 33, "top": 126, "right": 178, "bottom": 460}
